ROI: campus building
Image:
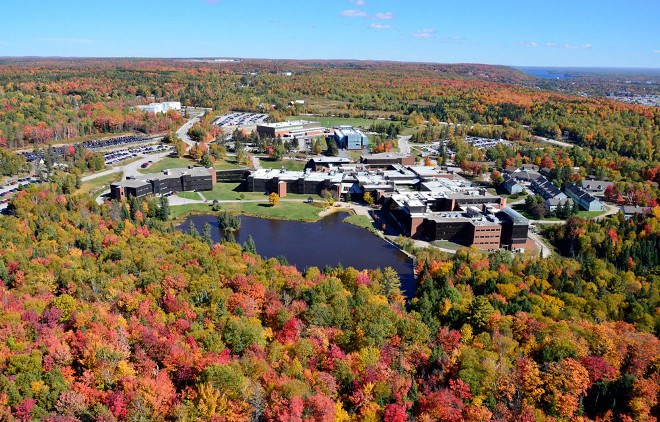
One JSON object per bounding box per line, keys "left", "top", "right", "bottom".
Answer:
{"left": 332, "top": 125, "right": 369, "bottom": 150}
{"left": 110, "top": 167, "right": 215, "bottom": 200}
{"left": 245, "top": 168, "right": 396, "bottom": 200}
{"left": 304, "top": 157, "right": 352, "bottom": 172}
{"left": 360, "top": 152, "right": 415, "bottom": 168}
{"left": 137, "top": 102, "right": 181, "bottom": 114}
{"left": 379, "top": 174, "right": 526, "bottom": 250}
{"left": 382, "top": 189, "right": 530, "bottom": 250}
{"left": 256, "top": 120, "right": 325, "bottom": 138}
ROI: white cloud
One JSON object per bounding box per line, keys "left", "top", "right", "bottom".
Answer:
{"left": 340, "top": 9, "right": 367, "bottom": 17}
{"left": 39, "top": 37, "right": 94, "bottom": 45}
{"left": 351, "top": 0, "right": 366, "bottom": 5}
{"left": 519, "top": 41, "right": 539, "bottom": 48}
{"left": 545, "top": 42, "right": 558, "bottom": 47}
{"left": 413, "top": 29, "right": 435, "bottom": 39}
{"left": 582, "top": 43, "right": 592, "bottom": 49}
{"left": 370, "top": 23, "right": 391, "bottom": 29}
{"left": 374, "top": 12, "right": 394, "bottom": 20}
{"left": 655, "top": 49, "right": 660, "bottom": 54}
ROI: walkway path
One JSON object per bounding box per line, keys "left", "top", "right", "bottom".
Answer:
{"left": 251, "top": 155, "right": 262, "bottom": 169}
{"left": 529, "top": 231, "right": 553, "bottom": 258}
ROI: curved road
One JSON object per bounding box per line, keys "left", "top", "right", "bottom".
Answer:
{"left": 177, "top": 111, "right": 206, "bottom": 149}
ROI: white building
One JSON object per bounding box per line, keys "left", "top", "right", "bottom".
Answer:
{"left": 137, "top": 101, "right": 182, "bottom": 114}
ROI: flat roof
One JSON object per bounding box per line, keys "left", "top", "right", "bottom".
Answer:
{"left": 113, "top": 167, "right": 211, "bottom": 187}
{"left": 362, "top": 152, "right": 412, "bottom": 160}
{"left": 334, "top": 127, "right": 366, "bottom": 138}
{"left": 258, "top": 120, "right": 320, "bottom": 129}
{"left": 310, "top": 157, "right": 351, "bottom": 163}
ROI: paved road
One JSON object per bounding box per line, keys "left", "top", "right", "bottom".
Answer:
{"left": 82, "top": 150, "right": 172, "bottom": 182}
{"left": 595, "top": 204, "right": 620, "bottom": 220}
{"left": 532, "top": 135, "right": 577, "bottom": 149}
{"left": 177, "top": 111, "right": 205, "bottom": 149}
{"left": 397, "top": 135, "right": 412, "bottom": 154}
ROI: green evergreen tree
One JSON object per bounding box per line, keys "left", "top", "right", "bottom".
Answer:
{"left": 158, "top": 196, "right": 170, "bottom": 221}
{"left": 129, "top": 196, "right": 140, "bottom": 222}
{"left": 0, "top": 260, "right": 8, "bottom": 285}
{"left": 326, "top": 138, "right": 339, "bottom": 156}
{"left": 242, "top": 235, "right": 257, "bottom": 254}
{"left": 188, "top": 220, "right": 199, "bottom": 238}
{"left": 202, "top": 222, "right": 213, "bottom": 245}
{"left": 200, "top": 153, "right": 213, "bottom": 167}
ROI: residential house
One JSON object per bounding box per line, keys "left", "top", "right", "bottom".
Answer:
{"left": 565, "top": 184, "right": 605, "bottom": 212}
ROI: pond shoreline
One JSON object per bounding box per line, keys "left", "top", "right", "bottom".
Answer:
{"left": 177, "top": 212, "right": 417, "bottom": 299}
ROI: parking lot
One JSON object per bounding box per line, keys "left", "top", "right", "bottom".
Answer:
{"left": 213, "top": 112, "right": 268, "bottom": 127}
{"left": 104, "top": 144, "right": 172, "bottom": 165}
{"left": 0, "top": 176, "right": 40, "bottom": 212}
{"left": 417, "top": 137, "right": 514, "bottom": 158}
{"left": 21, "top": 134, "right": 162, "bottom": 165}
{"left": 21, "top": 148, "right": 66, "bottom": 163}
{"left": 464, "top": 136, "right": 514, "bottom": 149}
{"left": 82, "top": 134, "right": 154, "bottom": 150}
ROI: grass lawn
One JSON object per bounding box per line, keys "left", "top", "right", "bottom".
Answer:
{"left": 400, "top": 126, "right": 418, "bottom": 136}
{"left": 79, "top": 172, "right": 123, "bottom": 196}
{"left": 259, "top": 158, "right": 306, "bottom": 171}
{"left": 200, "top": 183, "right": 315, "bottom": 202}
{"left": 343, "top": 214, "right": 375, "bottom": 231}
{"left": 577, "top": 209, "right": 607, "bottom": 218}
{"left": 169, "top": 203, "right": 214, "bottom": 219}
{"left": 286, "top": 115, "right": 378, "bottom": 129}
{"left": 430, "top": 240, "right": 466, "bottom": 251}
{"left": 214, "top": 158, "right": 244, "bottom": 170}
{"left": 139, "top": 157, "right": 243, "bottom": 174}
{"left": 176, "top": 191, "right": 202, "bottom": 200}
{"left": 138, "top": 157, "right": 199, "bottom": 174}
{"left": 171, "top": 200, "right": 325, "bottom": 222}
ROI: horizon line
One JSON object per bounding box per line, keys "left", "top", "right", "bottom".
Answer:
{"left": 0, "top": 56, "right": 659, "bottom": 70}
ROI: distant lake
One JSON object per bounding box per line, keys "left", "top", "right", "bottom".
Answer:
{"left": 177, "top": 213, "right": 416, "bottom": 299}
{"left": 517, "top": 67, "right": 572, "bottom": 79}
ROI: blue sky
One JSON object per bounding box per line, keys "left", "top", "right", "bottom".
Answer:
{"left": 0, "top": 0, "right": 658, "bottom": 67}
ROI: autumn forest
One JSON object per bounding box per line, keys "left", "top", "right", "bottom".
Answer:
{"left": 0, "top": 58, "right": 658, "bottom": 421}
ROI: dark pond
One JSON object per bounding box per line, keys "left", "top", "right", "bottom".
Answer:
{"left": 178, "top": 213, "right": 416, "bottom": 299}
